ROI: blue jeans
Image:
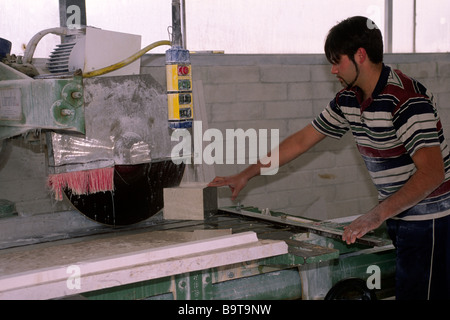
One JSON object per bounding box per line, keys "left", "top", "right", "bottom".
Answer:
{"left": 386, "top": 215, "right": 450, "bottom": 300}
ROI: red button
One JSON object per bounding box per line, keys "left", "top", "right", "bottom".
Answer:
{"left": 178, "top": 65, "right": 189, "bottom": 76}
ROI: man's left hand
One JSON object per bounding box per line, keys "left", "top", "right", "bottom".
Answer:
{"left": 342, "top": 211, "right": 383, "bottom": 244}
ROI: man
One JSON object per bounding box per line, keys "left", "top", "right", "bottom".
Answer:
{"left": 208, "top": 16, "right": 450, "bottom": 300}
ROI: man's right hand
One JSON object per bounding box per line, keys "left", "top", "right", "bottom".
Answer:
{"left": 208, "top": 174, "right": 249, "bottom": 201}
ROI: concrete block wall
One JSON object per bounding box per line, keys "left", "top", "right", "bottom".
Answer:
{"left": 0, "top": 53, "right": 448, "bottom": 226}
{"left": 142, "top": 53, "right": 450, "bottom": 221}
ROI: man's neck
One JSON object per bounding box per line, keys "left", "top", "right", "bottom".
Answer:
{"left": 358, "top": 63, "right": 383, "bottom": 101}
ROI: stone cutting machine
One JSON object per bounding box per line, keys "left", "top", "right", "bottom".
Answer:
{"left": 1, "top": 1, "right": 191, "bottom": 227}
{"left": 0, "top": 1, "right": 396, "bottom": 300}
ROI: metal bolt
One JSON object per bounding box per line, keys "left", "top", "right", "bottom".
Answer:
{"left": 178, "top": 280, "right": 186, "bottom": 289}
{"left": 71, "top": 91, "right": 82, "bottom": 99}
{"left": 61, "top": 109, "right": 74, "bottom": 116}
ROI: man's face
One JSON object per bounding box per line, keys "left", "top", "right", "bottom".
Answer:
{"left": 330, "top": 54, "right": 359, "bottom": 88}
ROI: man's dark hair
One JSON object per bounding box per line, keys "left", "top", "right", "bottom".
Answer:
{"left": 325, "top": 16, "right": 384, "bottom": 65}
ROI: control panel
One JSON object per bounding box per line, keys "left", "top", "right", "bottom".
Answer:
{"left": 166, "top": 47, "right": 193, "bottom": 129}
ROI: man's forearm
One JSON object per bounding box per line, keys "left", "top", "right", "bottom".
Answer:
{"left": 342, "top": 146, "right": 445, "bottom": 244}
{"left": 250, "top": 124, "right": 326, "bottom": 178}
{"left": 372, "top": 166, "right": 444, "bottom": 221}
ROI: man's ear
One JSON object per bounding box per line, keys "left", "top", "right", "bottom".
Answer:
{"left": 355, "top": 48, "right": 367, "bottom": 64}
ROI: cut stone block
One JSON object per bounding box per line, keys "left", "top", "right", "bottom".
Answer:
{"left": 163, "top": 183, "right": 218, "bottom": 220}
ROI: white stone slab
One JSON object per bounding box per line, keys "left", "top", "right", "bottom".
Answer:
{"left": 0, "top": 231, "right": 287, "bottom": 300}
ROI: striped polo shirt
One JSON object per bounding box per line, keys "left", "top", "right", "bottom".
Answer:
{"left": 312, "top": 64, "right": 450, "bottom": 221}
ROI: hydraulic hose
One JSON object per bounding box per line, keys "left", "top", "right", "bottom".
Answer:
{"left": 82, "top": 40, "right": 171, "bottom": 78}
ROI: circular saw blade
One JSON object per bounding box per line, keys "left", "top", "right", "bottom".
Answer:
{"left": 65, "top": 161, "right": 185, "bottom": 226}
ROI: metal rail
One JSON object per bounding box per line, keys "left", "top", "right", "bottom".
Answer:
{"left": 219, "top": 206, "right": 392, "bottom": 247}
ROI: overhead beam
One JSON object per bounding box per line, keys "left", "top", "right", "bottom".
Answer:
{"left": 384, "top": 0, "right": 393, "bottom": 53}
{"left": 59, "top": 0, "right": 87, "bottom": 29}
